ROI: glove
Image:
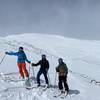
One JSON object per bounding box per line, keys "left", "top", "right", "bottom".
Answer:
{"left": 31, "top": 63, "right": 35, "bottom": 66}
{"left": 5, "top": 52, "right": 8, "bottom": 54}
{"left": 28, "top": 61, "right": 31, "bottom": 64}
{"left": 46, "top": 68, "right": 49, "bottom": 72}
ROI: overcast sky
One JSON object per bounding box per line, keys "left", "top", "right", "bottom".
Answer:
{"left": 0, "top": 0, "right": 100, "bottom": 40}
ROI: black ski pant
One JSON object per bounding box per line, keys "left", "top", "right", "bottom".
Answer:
{"left": 58, "top": 76, "right": 69, "bottom": 92}
{"left": 37, "top": 69, "right": 49, "bottom": 85}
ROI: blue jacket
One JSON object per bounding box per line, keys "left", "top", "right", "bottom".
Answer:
{"left": 6, "top": 51, "right": 30, "bottom": 63}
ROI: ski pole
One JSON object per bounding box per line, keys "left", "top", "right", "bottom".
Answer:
{"left": 28, "top": 63, "right": 31, "bottom": 78}
{"left": 32, "top": 67, "right": 35, "bottom": 78}
{"left": 54, "top": 72, "right": 57, "bottom": 89}
{"left": 47, "top": 72, "right": 51, "bottom": 86}
{"left": 0, "top": 54, "right": 6, "bottom": 65}
{"left": 32, "top": 66, "right": 36, "bottom": 83}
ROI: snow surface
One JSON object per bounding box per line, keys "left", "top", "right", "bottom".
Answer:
{"left": 0, "top": 33, "right": 100, "bottom": 100}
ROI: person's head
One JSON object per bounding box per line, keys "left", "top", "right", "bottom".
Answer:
{"left": 41, "top": 54, "right": 46, "bottom": 60}
{"left": 58, "top": 58, "right": 63, "bottom": 64}
{"left": 19, "top": 47, "right": 24, "bottom": 52}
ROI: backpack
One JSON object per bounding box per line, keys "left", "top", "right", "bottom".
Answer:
{"left": 59, "top": 65, "right": 68, "bottom": 76}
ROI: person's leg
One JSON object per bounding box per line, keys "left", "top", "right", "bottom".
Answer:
{"left": 22, "top": 63, "right": 31, "bottom": 87}
{"left": 58, "top": 76, "right": 63, "bottom": 91}
{"left": 43, "top": 70, "right": 49, "bottom": 85}
{"left": 37, "top": 70, "right": 42, "bottom": 86}
{"left": 17, "top": 63, "right": 24, "bottom": 78}
{"left": 22, "top": 63, "right": 29, "bottom": 78}
{"left": 63, "top": 76, "right": 69, "bottom": 92}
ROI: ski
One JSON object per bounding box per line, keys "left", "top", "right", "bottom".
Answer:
{"left": 0, "top": 85, "right": 37, "bottom": 93}
{"left": 25, "top": 85, "right": 37, "bottom": 90}
{"left": 53, "top": 91, "right": 68, "bottom": 98}
{"left": 0, "top": 75, "right": 44, "bottom": 83}
{"left": 41, "top": 86, "right": 48, "bottom": 92}
{"left": 53, "top": 92, "right": 62, "bottom": 98}
{"left": 37, "top": 85, "right": 48, "bottom": 95}
{"left": 60, "top": 92, "right": 68, "bottom": 99}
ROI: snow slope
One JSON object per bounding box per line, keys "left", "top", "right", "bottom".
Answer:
{"left": 0, "top": 33, "right": 100, "bottom": 100}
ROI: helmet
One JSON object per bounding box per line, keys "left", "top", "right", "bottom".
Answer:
{"left": 58, "top": 58, "right": 63, "bottom": 64}
{"left": 41, "top": 54, "right": 46, "bottom": 59}
{"left": 19, "top": 47, "right": 24, "bottom": 51}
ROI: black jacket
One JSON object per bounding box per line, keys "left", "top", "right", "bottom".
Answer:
{"left": 32, "top": 59, "right": 49, "bottom": 70}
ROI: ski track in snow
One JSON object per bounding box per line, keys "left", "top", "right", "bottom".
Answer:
{"left": 0, "top": 34, "right": 100, "bottom": 100}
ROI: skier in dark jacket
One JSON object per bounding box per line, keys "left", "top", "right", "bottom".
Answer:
{"left": 5, "top": 47, "right": 31, "bottom": 79}
{"left": 31, "top": 54, "right": 49, "bottom": 87}
{"left": 56, "top": 58, "right": 69, "bottom": 93}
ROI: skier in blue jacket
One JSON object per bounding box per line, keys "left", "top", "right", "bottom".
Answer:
{"left": 5, "top": 47, "right": 31, "bottom": 79}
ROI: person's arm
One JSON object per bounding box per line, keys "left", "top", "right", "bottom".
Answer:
{"left": 45, "top": 61, "right": 49, "bottom": 72}
{"left": 56, "top": 65, "right": 59, "bottom": 72}
{"left": 5, "top": 51, "right": 18, "bottom": 56}
{"left": 64, "top": 64, "right": 68, "bottom": 75}
{"left": 24, "top": 53, "right": 31, "bottom": 63}
{"left": 46, "top": 60, "right": 49, "bottom": 69}
{"left": 31, "top": 61, "right": 41, "bottom": 66}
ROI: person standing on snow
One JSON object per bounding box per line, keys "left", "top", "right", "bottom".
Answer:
{"left": 56, "top": 58, "right": 69, "bottom": 93}
{"left": 31, "top": 54, "right": 49, "bottom": 87}
{"left": 5, "top": 47, "right": 31, "bottom": 79}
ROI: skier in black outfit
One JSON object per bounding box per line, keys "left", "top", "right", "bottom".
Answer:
{"left": 31, "top": 54, "right": 49, "bottom": 87}
{"left": 56, "top": 58, "right": 69, "bottom": 93}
